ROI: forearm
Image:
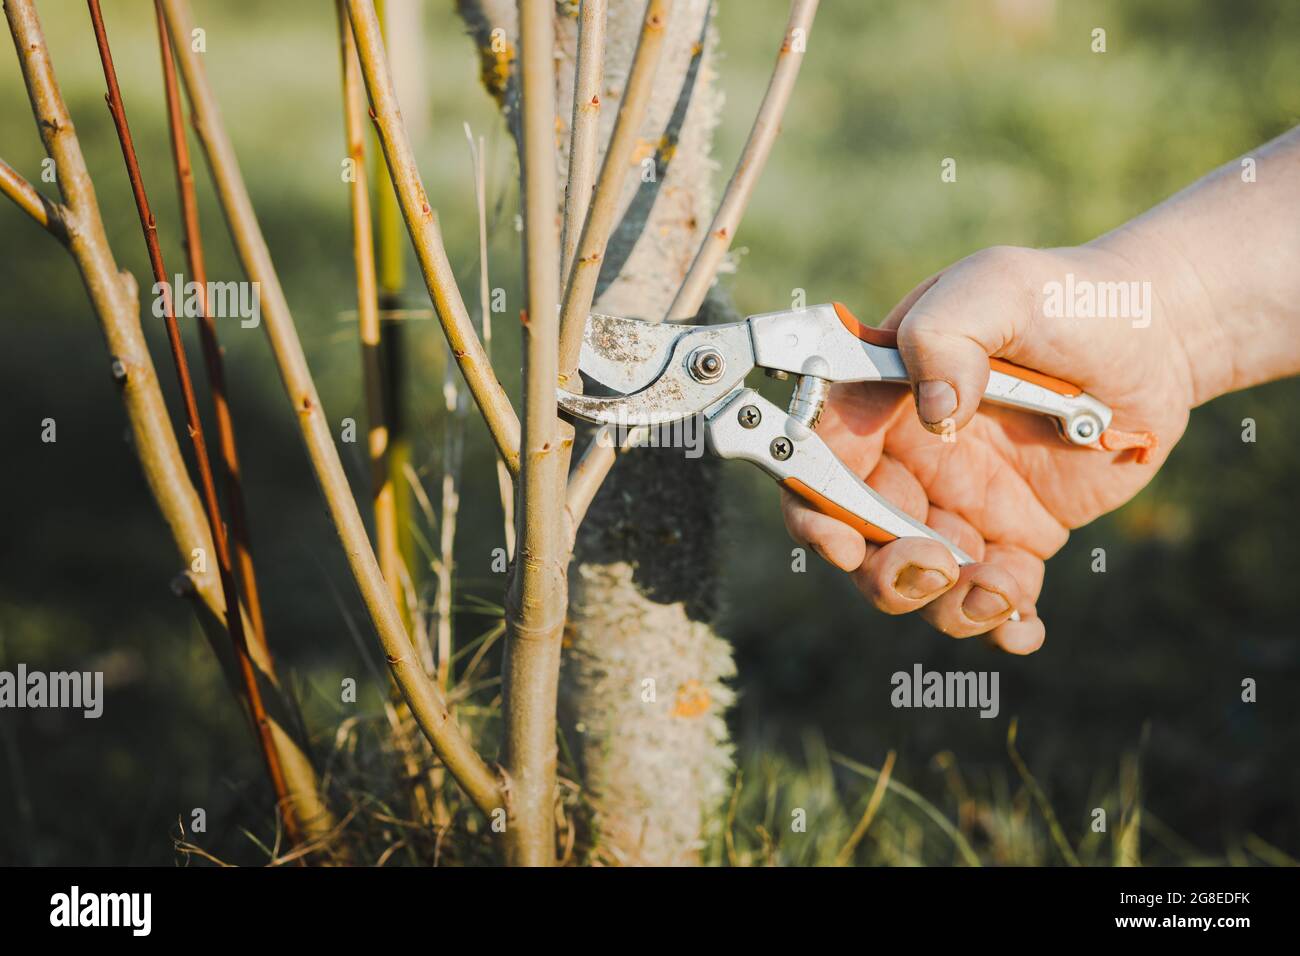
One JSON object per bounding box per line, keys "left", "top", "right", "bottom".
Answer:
{"left": 1092, "top": 125, "right": 1300, "bottom": 406}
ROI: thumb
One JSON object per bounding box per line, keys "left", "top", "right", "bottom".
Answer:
{"left": 891, "top": 246, "right": 1034, "bottom": 434}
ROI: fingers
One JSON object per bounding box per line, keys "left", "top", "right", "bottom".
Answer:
{"left": 788, "top": 498, "right": 1053, "bottom": 652}
{"left": 982, "top": 543, "right": 1046, "bottom": 609}
{"left": 915, "top": 541, "right": 1045, "bottom": 643}
{"left": 864, "top": 455, "right": 929, "bottom": 523}
{"left": 926, "top": 506, "right": 986, "bottom": 563}
{"left": 845, "top": 532, "right": 1037, "bottom": 639}
{"left": 985, "top": 606, "right": 1047, "bottom": 655}
{"left": 782, "top": 453, "right": 927, "bottom": 573}
{"left": 891, "top": 246, "right": 1038, "bottom": 435}
{"left": 779, "top": 432, "right": 1053, "bottom": 651}
{"left": 850, "top": 537, "right": 960, "bottom": 614}
{"left": 919, "top": 560, "right": 1023, "bottom": 638}
{"left": 845, "top": 534, "right": 1051, "bottom": 650}
{"left": 880, "top": 267, "right": 946, "bottom": 330}
{"left": 781, "top": 488, "right": 867, "bottom": 572}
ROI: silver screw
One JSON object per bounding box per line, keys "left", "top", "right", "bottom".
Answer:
{"left": 1073, "top": 417, "right": 1097, "bottom": 441}
{"left": 110, "top": 357, "right": 128, "bottom": 382}
{"left": 738, "top": 404, "right": 762, "bottom": 428}
{"left": 770, "top": 436, "right": 793, "bottom": 460}
{"left": 687, "top": 346, "right": 725, "bottom": 383}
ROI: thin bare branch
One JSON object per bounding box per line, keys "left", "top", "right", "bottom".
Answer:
{"left": 562, "top": 424, "right": 642, "bottom": 546}
{"left": 560, "top": 0, "right": 606, "bottom": 285}
{"left": 374, "top": 0, "right": 422, "bottom": 631}
{"left": 557, "top": 0, "right": 673, "bottom": 384}
{"left": 563, "top": 0, "right": 818, "bottom": 545}
{"left": 344, "top": 5, "right": 436, "bottom": 821}
{"left": 346, "top": 0, "right": 521, "bottom": 477}
{"left": 153, "top": 0, "right": 334, "bottom": 850}
{"left": 87, "top": 0, "right": 300, "bottom": 850}
{"left": 667, "top": 0, "right": 819, "bottom": 320}
{"left": 0, "top": 157, "right": 65, "bottom": 237}
{"left": 160, "top": 0, "right": 504, "bottom": 819}
{"left": 504, "top": 0, "right": 567, "bottom": 866}
{"left": 7, "top": 0, "right": 335, "bottom": 848}
{"left": 155, "top": 0, "right": 275, "bottom": 701}
{"left": 336, "top": 0, "right": 410, "bottom": 654}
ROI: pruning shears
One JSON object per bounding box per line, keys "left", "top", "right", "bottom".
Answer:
{"left": 556, "top": 302, "right": 1149, "bottom": 572}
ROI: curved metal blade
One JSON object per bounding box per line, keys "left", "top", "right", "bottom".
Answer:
{"left": 578, "top": 313, "right": 695, "bottom": 394}
{"left": 559, "top": 322, "right": 756, "bottom": 426}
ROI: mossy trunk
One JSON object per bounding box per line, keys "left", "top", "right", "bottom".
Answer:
{"left": 459, "top": 0, "right": 734, "bottom": 865}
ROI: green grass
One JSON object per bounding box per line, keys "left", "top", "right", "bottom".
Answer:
{"left": 2, "top": 0, "right": 1298, "bottom": 865}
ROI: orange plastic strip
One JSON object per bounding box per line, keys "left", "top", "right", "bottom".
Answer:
{"left": 833, "top": 301, "right": 898, "bottom": 347}
{"left": 1098, "top": 427, "right": 1158, "bottom": 465}
{"left": 781, "top": 477, "right": 897, "bottom": 545}
{"left": 832, "top": 301, "right": 1082, "bottom": 397}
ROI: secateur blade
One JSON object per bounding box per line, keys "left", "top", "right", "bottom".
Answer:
{"left": 577, "top": 313, "right": 688, "bottom": 395}
{"left": 559, "top": 318, "right": 756, "bottom": 427}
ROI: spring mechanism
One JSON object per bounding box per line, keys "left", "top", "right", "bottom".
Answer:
{"left": 788, "top": 374, "right": 830, "bottom": 430}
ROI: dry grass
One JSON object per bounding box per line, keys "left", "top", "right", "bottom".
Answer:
{"left": 170, "top": 700, "right": 1282, "bottom": 867}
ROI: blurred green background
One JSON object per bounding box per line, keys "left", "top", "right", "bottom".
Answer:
{"left": 1, "top": 0, "right": 1297, "bottom": 865}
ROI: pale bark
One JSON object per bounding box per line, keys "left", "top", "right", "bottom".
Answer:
{"left": 461, "top": 0, "right": 734, "bottom": 865}
{"left": 504, "top": 0, "right": 567, "bottom": 866}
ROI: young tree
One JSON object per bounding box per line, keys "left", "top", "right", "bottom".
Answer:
{"left": 2, "top": 0, "right": 815, "bottom": 865}
{"left": 458, "top": 0, "right": 816, "bottom": 863}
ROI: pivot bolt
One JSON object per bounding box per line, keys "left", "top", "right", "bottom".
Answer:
{"left": 1071, "top": 415, "right": 1100, "bottom": 442}
{"left": 738, "top": 404, "right": 762, "bottom": 428}
{"left": 770, "top": 436, "right": 793, "bottom": 461}
{"left": 687, "top": 346, "right": 725, "bottom": 384}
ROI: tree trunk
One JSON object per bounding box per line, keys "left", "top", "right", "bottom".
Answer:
{"left": 459, "top": 0, "right": 733, "bottom": 865}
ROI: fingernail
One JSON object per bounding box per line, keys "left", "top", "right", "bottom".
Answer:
{"left": 962, "top": 585, "right": 1011, "bottom": 622}
{"left": 916, "top": 380, "right": 957, "bottom": 424}
{"left": 894, "top": 564, "right": 952, "bottom": 599}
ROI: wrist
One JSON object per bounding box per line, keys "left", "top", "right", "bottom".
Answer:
{"left": 1088, "top": 224, "right": 1237, "bottom": 408}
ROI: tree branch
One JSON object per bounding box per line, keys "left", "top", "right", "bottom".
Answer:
{"left": 666, "top": 0, "right": 819, "bottom": 320}
{"left": 160, "top": 0, "right": 504, "bottom": 819}
{"left": 154, "top": 0, "right": 278, "bottom": 719}
{"left": 0, "top": 156, "right": 65, "bottom": 238}
{"left": 502, "top": 0, "right": 567, "bottom": 867}
{"left": 5, "top": 0, "right": 336, "bottom": 847}
{"left": 86, "top": 0, "right": 300, "bottom": 850}
{"left": 560, "top": 0, "right": 606, "bottom": 285}
{"left": 346, "top": 0, "right": 522, "bottom": 477}
{"left": 563, "top": 424, "right": 642, "bottom": 546}
{"left": 563, "top": 0, "right": 818, "bottom": 541}
{"left": 335, "top": 0, "right": 409, "bottom": 653}
{"left": 556, "top": 0, "right": 674, "bottom": 384}
{"left": 372, "top": 0, "right": 421, "bottom": 634}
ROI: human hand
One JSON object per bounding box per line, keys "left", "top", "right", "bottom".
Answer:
{"left": 782, "top": 244, "right": 1199, "bottom": 653}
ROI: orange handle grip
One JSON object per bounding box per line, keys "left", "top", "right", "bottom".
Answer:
{"left": 832, "top": 302, "right": 1082, "bottom": 397}
{"left": 781, "top": 477, "right": 898, "bottom": 546}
